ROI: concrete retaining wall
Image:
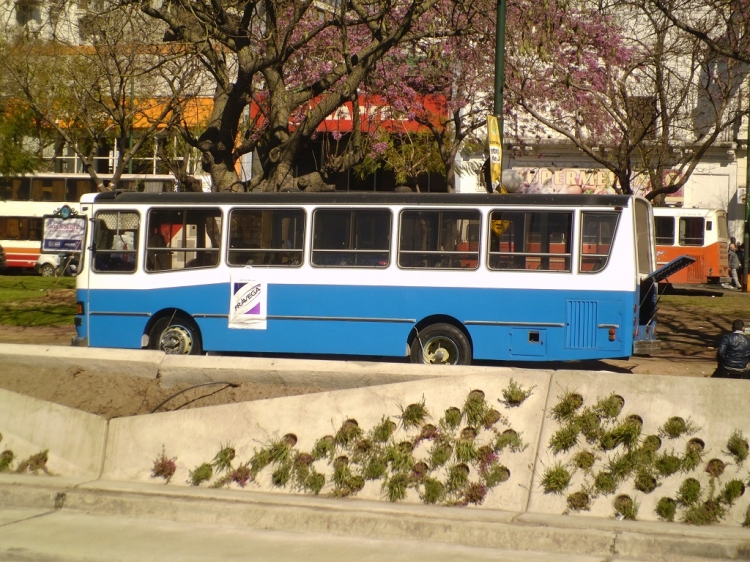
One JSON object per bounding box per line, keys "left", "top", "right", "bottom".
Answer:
{"left": 2, "top": 344, "right": 750, "bottom": 527}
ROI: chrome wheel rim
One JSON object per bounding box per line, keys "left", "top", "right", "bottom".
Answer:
{"left": 159, "top": 325, "right": 194, "bottom": 354}
{"left": 421, "top": 336, "right": 459, "bottom": 365}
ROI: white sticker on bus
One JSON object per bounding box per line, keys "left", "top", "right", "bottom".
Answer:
{"left": 229, "top": 273, "right": 267, "bottom": 330}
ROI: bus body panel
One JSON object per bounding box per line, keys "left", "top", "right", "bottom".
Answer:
{"left": 82, "top": 282, "right": 635, "bottom": 361}
{"left": 73, "top": 192, "right": 656, "bottom": 363}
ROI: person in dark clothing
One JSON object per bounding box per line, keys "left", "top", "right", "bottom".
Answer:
{"left": 716, "top": 319, "right": 750, "bottom": 378}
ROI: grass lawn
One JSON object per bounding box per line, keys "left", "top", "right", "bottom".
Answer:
{"left": 0, "top": 275, "right": 76, "bottom": 326}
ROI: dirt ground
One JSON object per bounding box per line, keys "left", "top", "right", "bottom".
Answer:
{"left": 0, "top": 294, "right": 731, "bottom": 419}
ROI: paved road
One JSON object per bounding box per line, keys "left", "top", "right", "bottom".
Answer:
{"left": 0, "top": 507, "right": 606, "bottom": 562}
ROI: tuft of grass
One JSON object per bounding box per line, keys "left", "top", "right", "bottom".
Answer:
{"left": 550, "top": 390, "right": 584, "bottom": 423}
{"left": 230, "top": 463, "right": 253, "bottom": 488}
{"left": 719, "top": 479, "right": 745, "bottom": 506}
{"left": 600, "top": 418, "right": 641, "bottom": 451}
{"left": 363, "top": 454, "right": 388, "bottom": 481}
{"left": 541, "top": 462, "right": 571, "bottom": 494}
{"left": 271, "top": 460, "right": 293, "bottom": 487}
{"left": 443, "top": 407, "right": 462, "bottom": 430}
{"left": 482, "top": 408, "right": 506, "bottom": 429}
{"left": 682, "top": 440, "right": 704, "bottom": 472}
{"left": 0, "top": 450, "right": 15, "bottom": 472}
{"left": 311, "top": 435, "right": 335, "bottom": 461}
{"left": 481, "top": 463, "right": 511, "bottom": 487}
{"left": 463, "top": 482, "right": 488, "bottom": 505}
{"left": 151, "top": 447, "right": 177, "bottom": 484}
{"left": 594, "top": 394, "right": 624, "bottom": 419}
{"left": 462, "top": 390, "right": 488, "bottom": 427}
{"left": 500, "top": 379, "right": 535, "bottom": 407}
{"left": 576, "top": 408, "right": 602, "bottom": 443}
{"left": 385, "top": 442, "right": 414, "bottom": 472}
{"left": 607, "top": 450, "right": 638, "bottom": 482}
{"left": 659, "top": 416, "right": 698, "bottom": 440}
{"left": 634, "top": 470, "right": 658, "bottom": 494}
{"left": 682, "top": 500, "right": 725, "bottom": 526}
{"left": 398, "top": 397, "right": 430, "bottom": 430}
{"left": 572, "top": 450, "right": 596, "bottom": 471}
{"left": 567, "top": 490, "right": 591, "bottom": 511}
{"left": 654, "top": 452, "right": 682, "bottom": 477}
{"left": 614, "top": 495, "right": 639, "bottom": 520}
{"left": 548, "top": 423, "right": 580, "bottom": 455}
{"left": 677, "top": 478, "right": 701, "bottom": 506}
{"left": 594, "top": 471, "right": 618, "bottom": 495}
{"left": 446, "top": 463, "right": 471, "bottom": 492}
{"left": 655, "top": 497, "right": 677, "bottom": 522}
{"left": 421, "top": 477, "right": 445, "bottom": 504}
{"left": 335, "top": 419, "right": 363, "bottom": 448}
{"left": 212, "top": 444, "right": 236, "bottom": 474}
{"left": 188, "top": 463, "right": 213, "bottom": 486}
{"left": 303, "top": 470, "right": 325, "bottom": 494}
{"left": 428, "top": 441, "right": 453, "bottom": 469}
{"left": 384, "top": 473, "right": 410, "bottom": 502}
{"left": 495, "top": 429, "right": 526, "bottom": 453}
{"left": 454, "top": 439, "right": 478, "bottom": 463}
{"left": 372, "top": 417, "right": 397, "bottom": 443}
{"left": 641, "top": 435, "right": 662, "bottom": 453}
{"left": 705, "top": 458, "right": 726, "bottom": 478}
{"left": 15, "top": 450, "right": 51, "bottom": 475}
{"left": 726, "top": 430, "right": 749, "bottom": 466}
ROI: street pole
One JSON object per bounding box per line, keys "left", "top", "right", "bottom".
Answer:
{"left": 493, "top": 0, "right": 507, "bottom": 133}
{"left": 744, "top": 109, "right": 750, "bottom": 291}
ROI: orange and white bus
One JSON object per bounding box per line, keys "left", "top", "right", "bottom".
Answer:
{"left": 653, "top": 207, "right": 729, "bottom": 284}
{"left": 0, "top": 173, "right": 178, "bottom": 273}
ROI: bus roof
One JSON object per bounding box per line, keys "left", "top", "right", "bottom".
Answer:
{"left": 652, "top": 207, "right": 726, "bottom": 217}
{"left": 81, "top": 190, "right": 634, "bottom": 207}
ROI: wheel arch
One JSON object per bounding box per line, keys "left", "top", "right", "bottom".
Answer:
{"left": 408, "top": 314, "right": 473, "bottom": 353}
{"left": 143, "top": 308, "right": 203, "bottom": 350}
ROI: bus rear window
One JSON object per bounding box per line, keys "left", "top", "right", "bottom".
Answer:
{"left": 228, "top": 209, "right": 305, "bottom": 267}
{"left": 92, "top": 211, "right": 140, "bottom": 273}
{"left": 580, "top": 212, "right": 619, "bottom": 273}
{"left": 312, "top": 209, "right": 391, "bottom": 268}
{"left": 679, "top": 217, "right": 704, "bottom": 246}
{"left": 399, "top": 210, "right": 480, "bottom": 269}
{"left": 487, "top": 211, "right": 572, "bottom": 272}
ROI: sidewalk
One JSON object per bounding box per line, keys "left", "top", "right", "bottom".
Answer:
{"left": 1, "top": 476, "right": 748, "bottom": 562}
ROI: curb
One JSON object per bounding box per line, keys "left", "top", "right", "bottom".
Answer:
{"left": 2, "top": 477, "right": 749, "bottom": 561}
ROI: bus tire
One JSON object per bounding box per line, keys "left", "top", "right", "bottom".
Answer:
{"left": 410, "top": 323, "right": 471, "bottom": 365}
{"left": 149, "top": 316, "right": 202, "bottom": 355}
{"left": 40, "top": 263, "right": 56, "bottom": 277}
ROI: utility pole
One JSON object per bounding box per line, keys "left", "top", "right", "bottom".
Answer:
{"left": 488, "top": 0, "right": 507, "bottom": 192}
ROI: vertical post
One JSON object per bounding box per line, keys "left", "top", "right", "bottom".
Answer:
{"left": 493, "top": 0, "right": 507, "bottom": 136}
{"left": 128, "top": 79, "right": 134, "bottom": 174}
{"left": 744, "top": 112, "right": 750, "bottom": 291}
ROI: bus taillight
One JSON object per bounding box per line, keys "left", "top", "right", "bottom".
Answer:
{"left": 609, "top": 328, "right": 616, "bottom": 341}
{"left": 76, "top": 301, "right": 84, "bottom": 315}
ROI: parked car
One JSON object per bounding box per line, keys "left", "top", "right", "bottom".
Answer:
{"left": 35, "top": 253, "right": 79, "bottom": 277}
{"left": 0, "top": 243, "right": 7, "bottom": 272}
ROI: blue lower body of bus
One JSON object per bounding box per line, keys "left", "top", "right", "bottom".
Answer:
{"left": 76, "top": 283, "right": 642, "bottom": 361}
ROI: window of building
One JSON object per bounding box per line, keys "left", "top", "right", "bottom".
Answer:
{"left": 228, "top": 209, "right": 305, "bottom": 267}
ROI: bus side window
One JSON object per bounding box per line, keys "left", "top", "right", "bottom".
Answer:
{"left": 228, "top": 208, "right": 305, "bottom": 267}
{"left": 487, "top": 211, "right": 572, "bottom": 272}
{"left": 579, "top": 212, "right": 619, "bottom": 273}
{"left": 92, "top": 211, "right": 140, "bottom": 273}
{"left": 679, "top": 217, "right": 704, "bottom": 246}
{"left": 312, "top": 209, "right": 390, "bottom": 268}
{"left": 146, "top": 208, "right": 222, "bottom": 271}
{"left": 654, "top": 217, "right": 675, "bottom": 245}
{"left": 398, "top": 210, "right": 480, "bottom": 269}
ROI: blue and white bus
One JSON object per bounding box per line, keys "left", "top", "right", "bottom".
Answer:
{"left": 71, "top": 191, "right": 680, "bottom": 364}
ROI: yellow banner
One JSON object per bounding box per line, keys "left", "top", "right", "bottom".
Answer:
{"left": 487, "top": 115, "right": 505, "bottom": 193}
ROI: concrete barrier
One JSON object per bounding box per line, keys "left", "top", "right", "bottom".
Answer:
{"left": 0, "top": 388, "right": 107, "bottom": 478}
{"left": 3, "top": 343, "right": 750, "bottom": 532}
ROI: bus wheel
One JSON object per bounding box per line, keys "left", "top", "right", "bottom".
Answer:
{"left": 40, "top": 263, "right": 56, "bottom": 277}
{"left": 411, "top": 323, "right": 471, "bottom": 365}
{"left": 149, "top": 316, "right": 202, "bottom": 355}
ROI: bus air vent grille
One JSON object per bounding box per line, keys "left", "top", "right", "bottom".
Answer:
{"left": 566, "top": 300, "right": 597, "bottom": 349}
